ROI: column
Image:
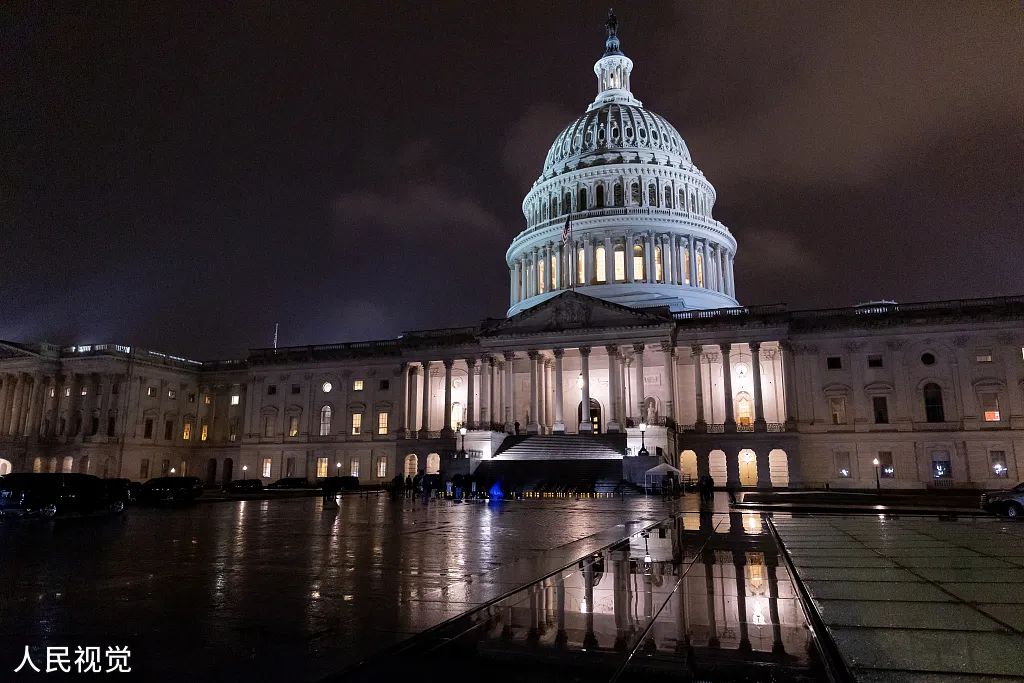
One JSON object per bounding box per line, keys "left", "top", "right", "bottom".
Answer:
{"left": 541, "top": 358, "right": 551, "bottom": 431}
{"left": 767, "top": 558, "right": 786, "bottom": 654}
{"left": 605, "top": 346, "right": 621, "bottom": 432}
{"left": 645, "top": 232, "right": 655, "bottom": 283}
{"left": 733, "top": 549, "right": 752, "bottom": 650}
{"left": 623, "top": 356, "right": 633, "bottom": 421}
{"left": 692, "top": 346, "right": 706, "bottom": 431}
{"left": 7, "top": 374, "right": 25, "bottom": 436}
{"left": 686, "top": 235, "right": 695, "bottom": 286}
{"left": 527, "top": 351, "right": 540, "bottom": 434}
{"left": 519, "top": 258, "right": 528, "bottom": 301}
{"left": 722, "top": 343, "right": 736, "bottom": 431}
{"left": 23, "top": 374, "right": 44, "bottom": 439}
{"left": 578, "top": 347, "right": 592, "bottom": 433}
{"left": 406, "top": 365, "right": 418, "bottom": 435}
{"left": 750, "top": 341, "right": 767, "bottom": 430}
{"left": 756, "top": 449, "right": 772, "bottom": 488}
{"left": 555, "top": 242, "right": 563, "bottom": 290}
{"left": 625, "top": 234, "right": 635, "bottom": 281}
{"left": 419, "top": 361, "right": 431, "bottom": 438}
{"left": 466, "top": 358, "right": 477, "bottom": 429}
{"left": 479, "top": 357, "right": 490, "bottom": 427}
{"left": 603, "top": 235, "right": 613, "bottom": 283}
{"left": 441, "top": 359, "right": 454, "bottom": 437}
{"left": 510, "top": 265, "right": 517, "bottom": 305}
{"left": 552, "top": 349, "right": 566, "bottom": 433}
{"left": 0, "top": 374, "right": 13, "bottom": 435}
{"left": 726, "top": 447, "right": 740, "bottom": 489}
{"left": 503, "top": 351, "right": 515, "bottom": 432}
{"left": 779, "top": 341, "right": 799, "bottom": 429}
{"left": 662, "top": 342, "right": 676, "bottom": 421}
{"left": 496, "top": 360, "right": 505, "bottom": 427}
{"left": 633, "top": 343, "right": 646, "bottom": 422}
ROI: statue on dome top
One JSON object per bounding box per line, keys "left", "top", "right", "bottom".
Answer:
{"left": 605, "top": 9, "right": 619, "bottom": 37}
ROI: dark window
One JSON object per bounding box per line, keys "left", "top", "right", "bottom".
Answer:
{"left": 164, "top": 420, "right": 174, "bottom": 440}
{"left": 107, "top": 416, "right": 116, "bottom": 437}
{"left": 923, "top": 383, "right": 945, "bottom": 422}
{"left": 72, "top": 416, "right": 81, "bottom": 436}
{"left": 595, "top": 185, "right": 605, "bottom": 208}
{"left": 867, "top": 355, "right": 883, "bottom": 368}
{"left": 648, "top": 184, "right": 658, "bottom": 206}
{"left": 578, "top": 188, "right": 587, "bottom": 210}
{"left": 613, "top": 184, "right": 624, "bottom": 207}
{"left": 59, "top": 418, "right": 66, "bottom": 435}
{"left": 872, "top": 396, "right": 889, "bottom": 424}
{"left": 144, "top": 419, "right": 153, "bottom": 439}
{"left": 90, "top": 416, "right": 99, "bottom": 436}
{"left": 379, "top": 380, "right": 390, "bottom": 391}
{"left": 267, "top": 385, "right": 277, "bottom": 395}
{"left": 187, "top": 393, "right": 196, "bottom": 403}
{"left": 826, "top": 356, "right": 842, "bottom": 370}
{"left": 111, "top": 383, "right": 119, "bottom": 395}
{"left": 291, "top": 384, "right": 301, "bottom": 395}
{"left": 921, "top": 352, "right": 936, "bottom": 366}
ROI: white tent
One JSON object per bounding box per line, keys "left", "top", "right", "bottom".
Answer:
{"left": 644, "top": 463, "right": 683, "bottom": 494}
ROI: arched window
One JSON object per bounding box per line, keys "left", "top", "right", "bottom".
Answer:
{"left": 550, "top": 196, "right": 557, "bottom": 217}
{"left": 923, "top": 383, "right": 945, "bottom": 423}
{"left": 696, "top": 252, "right": 705, "bottom": 288}
{"left": 595, "top": 245, "right": 607, "bottom": 283}
{"left": 614, "top": 183, "right": 624, "bottom": 207}
{"left": 577, "top": 246, "right": 585, "bottom": 285}
{"left": 648, "top": 184, "right": 658, "bottom": 206}
{"left": 564, "top": 192, "right": 572, "bottom": 214}
{"left": 633, "top": 244, "right": 645, "bottom": 281}
{"left": 578, "top": 187, "right": 588, "bottom": 210}
{"left": 654, "top": 246, "right": 664, "bottom": 282}
{"left": 664, "top": 186, "right": 672, "bottom": 208}
{"left": 451, "top": 402, "right": 463, "bottom": 430}
{"left": 550, "top": 253, "right": 557, "bottom": 289}
{"left": 679, "top": 188, "right": 686, "bottom": 209}
{"left": 319, "top": 405, "right": 332, "bottom": 436}
{"left": 613, "top": 244, "right": 626, "bottom": 281}
{"left": 630, "top": 182, "right": 641, "bottom": 205}
{"left": 595, "top": 185, "right": 605, "bottom": 208}
{"left": 537, "top": 258, "right": 546, "bottom": 294}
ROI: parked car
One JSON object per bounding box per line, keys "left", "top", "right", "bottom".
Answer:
{"left": 224, "top": 479, "right": 263, "bottom": 493}
{"left": 267, "top": 477, "right": 315, "bottom": 490}
{"left": 0, "top": 473, "right": 128, "bottom": 518}
{"left": 318, "top": 476, "right": 360, "bottom": 492}
{"left": 103, "top": 478, "right": 135, "bottom": 506}
{"left": 139, "top": 476, "right": 205, "bottom": 503}
{"left": 981, "top": 482, "right": 1024, "bottom": 519}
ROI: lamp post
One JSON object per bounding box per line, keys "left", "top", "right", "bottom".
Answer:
{"left": 459, "top": 424, "right": 467, "bottom": 457}
{"left": 242, "top": 464, "right": 248, "bottom": 480}
{"left": 336, "top": 461, "right": 341, "bottom": 476}
{"left": 872, "top": 458, "right": 880, "bottom": 490}
{"left": 170, "top": 467, "right": 176, "bottom": 475}
{"left": 638, "top": 422, "right": 649, "bottom": 457}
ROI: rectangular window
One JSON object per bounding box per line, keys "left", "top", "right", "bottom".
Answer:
{"left": 201, "top": 422, "right": 209, "bottom": 442}
{"left": 261, "top": 458, "right": 272, "bottom": 479}
{"left": 81, "top": 386, "right": 88, "bottom": 396}
{"left": 872, "top": 396, "right": 889, "bottom": 424}
{"left": 976, "top": 350, "right": 993, "bottom": 363}
{"left": 230, "top": 394, "right": 240, "bottom": 406}
{"left": 826, "top": 356, "right": 842, "bottom": 370}
{"left": 376, "top": 456, "right": 387, "bottom": 478}
{"left": 164, "top": 420, "right": 174, "bottom": 441}
{"left": 187, "top": 393, "right": 196, "bottom": 403}
{"left": 316, "top": 457, "right": 329, "bottom": 478}
{"left": 146, "top": 386, "right": 156, "bottom": 397}
{"left": 140, "top": 459, "right": 150, "bottom": 480}
{"left": 878, "top": 451, "right": 895, "bottom": 478}
{"left": 263, "top": 416, "right": 273, "bottom": 437}
{"left": 932, "top": 451, "right": 952, "bottom": 479}
{"left": 614, "top": 247, "right": 625, "bottom": 281}
{"left": 161, "top": 459, "right": 171, "bottom": 476}
{"left": 204, "top": 394, "right": 211, "bottom": 405}
{"left": 835, "top": 451, "right": 851, "bottom": 478}
{"left": 49, "top": 387, "right": 55, "bottom": 398}
{"left": 107, "top": 416, "right": 116, "bottom": 437}
{"left": 144, "top": 419, "right": 154, "bottom": 439}
{"left": 353, "top": 380, "right": 364, "bottom": 391}
{"left": 829, "top": 396, "right": 848, "bottom": 425}
{"left": 990, "top": 450, "right": 1008, "bottom": 478}
{"left": 285, "top": 457, "right": 295, "bottom": 477}
{"left": 377, "top": 411, "right": 388, "bottom": 435}
{"left": 90, "top": 416, "right": 99, "bottom": 435}
{"left": 267, "top": 385, "right": 277, "bottom": 395}
{"left": 229, "top": 417, "right": 239, "bottom": 442}
{"left": 980, "top": 392, "right": 1001, "bottom": 422}
{"left": 867, "top": 355, "right": 883, "bottom": 368}
{"left": 289, "top": 416, "right": 299, "bottom": 437}
{"left": 379, "top": 380, "right": 390, "bottom": 391}
{"left": 182, "top": 421, "right": 192, "bottom": 440}
{"left": 577, "top": 247, "right": 585, "bottom": 285}
{"left": 351, "top": 413, "right": 362, "bottom": 435}
{"left": 112, "top": 383, "right": 120, "bottom": 395}
{"left": 350, "top": 457, "right": 360, "bottom": 478}
{"left": 291, "top": 384, "right": 301, "bottom": 394}
{"left": 64, "top": 387, "right": 71, "bottom": 397}
{"left": 167, "top": 389, "right": 176, "bottom": 400}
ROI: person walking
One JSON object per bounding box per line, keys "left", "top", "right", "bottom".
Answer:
{"left": 706, "top": 474, "right": 716, "bottom": 504}
{"left": 405, "top": 475, "right": 414, "bottom": 499}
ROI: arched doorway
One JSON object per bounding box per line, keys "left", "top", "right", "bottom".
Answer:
{"left": 206, "top": 459, "right": 217, "bottom": 485}
{"left": 0, "top": 459, "right": 11, "bottom": 475}
{"left": 426, "top": 453, "right": 440, "bottom": 475}
{"left": 769, "top": 449, "right": 790, "bottom": 487}
{"left": 709, "top": 450, "right": 727, "bottom": 484}
{"left": 222, "top": 458, "right": 234, "bottom": 485}
{"left": 577, "top": 399, "right": 602, "bottom": 433}
{"left": 404, "top": 454, "right": 419, "bottom": 477}
{"left": 32, "top": 457, "right": 42, "bottom": 473}
{"left": 679, "top": 450, "right": 697, "bottom": 483}
{"left": 738, "top": 449, "right": 757, "bottom": 487}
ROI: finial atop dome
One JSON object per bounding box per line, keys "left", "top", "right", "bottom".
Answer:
{"left": 603, "top": 9, "right": 623, "bottom": 56}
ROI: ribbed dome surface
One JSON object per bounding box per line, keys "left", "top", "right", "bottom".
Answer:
{"left": 542, "top": 103, "right": 691, "bottom": 175}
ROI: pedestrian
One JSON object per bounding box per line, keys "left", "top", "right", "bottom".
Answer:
{"left": 405, "top": 474, "right": 413, "bottom": 499}
{"left": 445, "top": 478, "right": 453, "bottom": 498}
{"left": 322, "top": 477, "right": 340, "bottom": 509}
{"left": 706, "top": 474, "right": 716, "bottom": 504}
{"left": 514, "top": 420, "right": 521, "bottom": 435}
{"left": 727, "top": 479, "right": 738, "bottom": 505}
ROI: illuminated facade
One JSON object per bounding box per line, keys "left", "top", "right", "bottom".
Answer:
{"left": 0, "top": 18, "right": 1022, "bottom": 490}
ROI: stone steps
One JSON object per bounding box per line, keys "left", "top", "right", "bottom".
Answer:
{"left": 473, "top": 458, "right": 625, "bottom": 494}
{"left": 493, "top": 434, "right": 626, "bottom": 461}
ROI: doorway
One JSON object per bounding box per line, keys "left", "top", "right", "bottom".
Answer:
{"left": 0, "top": 459, "right": 10, "bottom": 475}
{"left": 222, "top": 458, "right": 234, "bottom": 485}
{"left": 206, "top": 458, "right": 217, "bottom": 485}
{"left": 577, "top": 399, "right": 602, "bottom": 433}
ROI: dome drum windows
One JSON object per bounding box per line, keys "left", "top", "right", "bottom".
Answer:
{"left": 613, "top": 183, "right": 624, "bottom": 207}
{"left": 632, "top": 244, "right": 646, "bottom": 281}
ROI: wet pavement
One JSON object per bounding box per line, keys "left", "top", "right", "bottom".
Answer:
{"left": 0, "top": 494, "right": 677, "bottom": 681}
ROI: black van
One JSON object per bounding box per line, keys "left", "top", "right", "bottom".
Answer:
{"left": 0, "top": 473, "right": 128, "bottom": 518}
{"left": 139, "top": 476, "right": 205, "bottom": 503}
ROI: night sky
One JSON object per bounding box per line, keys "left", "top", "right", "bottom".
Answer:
{"left": 4, "top": 2, "right": 1022, "bottom": 359}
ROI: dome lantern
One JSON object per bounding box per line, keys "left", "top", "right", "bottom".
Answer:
{"left": 590, "top": 10, "right": 641, "bottom": 112}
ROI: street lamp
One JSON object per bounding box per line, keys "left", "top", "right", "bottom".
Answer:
{"left": 242, "top": 464, "right": 248, "bottom": 480}
{"left": 170, "top": 467, "right": 176, "bottom": 475}
{"left": 872, "top": 458, "right": 880, "bottom": 490}
{"left": 638, "top": 422, "right": 649, "bottom": 457}
{"left": 336, "top": 461, "right": 341, "bottom": 476}
{"left": 459, "top": 424, "right": 467, "bottom": 457}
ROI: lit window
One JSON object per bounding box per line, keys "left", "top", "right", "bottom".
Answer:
{"left": 980, "top": 392, "right": 1001, "bottom": 422}
{"left": 81, "top": 387, "right": 88, "bottom": 396}
{"left": 200, "top": 423, "right": 209, "bottom": 442}
{"left": 49, "top": 387, "right": 55, "bottom": 398}
{"left": 66, "top": 387, "right": 72, "bottom": 397}
{"left": 187, "top": 393, "right": 196, "bottom": 403}
{"left": 289, "top": 415, "right": 299, "bottom": 437}
{"left": 203, "top": 394, "right": 211, "bottom": 405}
{"left": 168, "top": 389, "right": 176, "bottom": 400}
{"left": 654, "top": 246, "right": 663, "bottom": 282}
{"left": 878, "top": 451, "right": 895, "bottom": 478}
{"left": 350, "top": 457, "right": 360, "bottom": 478}
{"left": 595, "top": 245, "right": 607, "bottom": 283}
{"left": 230, "top": 394, "right": 240, "bottom": 406}
{"left": 550, "top": 253, "right": 557, "bottom": 289}
{"left": 353, "top": 380, "right": 364, "bottom": 391}
{"left": 577, "top": 247, "right": 585, "bottom": 285}
{"left": 695, "top": 251, "right": 704, "bottom": 287}
{"left": 990, "top": 451, "right": 1008, "bottom": 478}
{"left": 633, "top": 244, "right": 645, "bottom": 281}
{"left": 316, "top": 457, "right": 329, "bottom": 478}
{"left": 262, "top": 458, "right": 272, "bottom": 479}
{"left": 829, "top": 396, "right": 848, "bottom": 425}
{"left": 834, "top": 451, "right": 851, "bottom": 478}
{"left": 376, "top": 456, "right": 387, "bottom": 478}
{"left": 684, "top": 250, "right": 691, "bottom": 285}
{"left": 322, "top": 381, "right": 332, "bottom": 393}
{"left": 932, "top": 451, "right": 952, "bottom": 479}
{"left": 613, "top": 245, "right": 625, "bottom": 281}
{"left": 351, "top": 413, "right": 362, "bottom": 435}
{"left": 377, "top": 411, "right": 388, "bottom": 435}
{"left": 976, "top": 350, "right": 993, "bottom": 363}
{"left": 538, "top": 257, "right": 546, "bottom": 293}
{"left": 182, "top": 421, "right": 192, "bottom": 440}
{"left": 319, "top": 405, "right": 332, "bottom": 435}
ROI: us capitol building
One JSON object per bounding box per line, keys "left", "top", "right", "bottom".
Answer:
{"left": 1, "top": 19, "right": 1021, "bottom": 491}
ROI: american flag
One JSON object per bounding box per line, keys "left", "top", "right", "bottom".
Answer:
{"left": 561, "top": 216, "right": 571, "bottom": 244}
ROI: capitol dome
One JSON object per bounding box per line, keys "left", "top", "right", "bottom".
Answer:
{"left": 506, "top": 12, "right": 739, "bottom": 317}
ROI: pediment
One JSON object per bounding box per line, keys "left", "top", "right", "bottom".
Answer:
{"left": 484, "top": 292, "right": 671, "bottom": 337}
